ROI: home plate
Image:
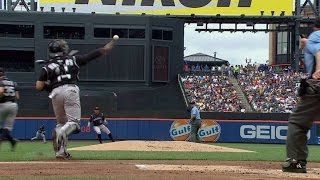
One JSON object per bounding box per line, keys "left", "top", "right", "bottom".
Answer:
{"left": 135, "top": 164, "right": 320, "bottom": 179}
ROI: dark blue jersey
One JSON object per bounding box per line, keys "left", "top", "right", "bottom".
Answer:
{"left": 38, "top": 48, "right": 104, "bottom": 91}
{"left": 90, "top": 113, "right": 105, "bottom": 126}
{"left": 0, "top": 77, "right": 18, "bottom": 103}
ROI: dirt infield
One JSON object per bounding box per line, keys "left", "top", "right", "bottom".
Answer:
{"left": 69, "top": 140, "right": 253, "bottom": 152}
{"left": 0, "top": 160, "right": 319, "bottom": 179}
{"left": 1, "top": 141, "right": 319, "bottom": 179}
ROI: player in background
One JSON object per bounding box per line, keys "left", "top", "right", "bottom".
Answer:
{"left": 0, "top": 68, "right": 19, "bottom": 151}
{"left": 88, "top": 106, "right": 115, "bottom": 144}
{"left": 31, "top": 125, "right": 46, "bottom": 143}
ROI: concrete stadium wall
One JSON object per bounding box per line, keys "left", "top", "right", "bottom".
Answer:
{"left": 11, "top": 118, "right": 320, "bottom": 145}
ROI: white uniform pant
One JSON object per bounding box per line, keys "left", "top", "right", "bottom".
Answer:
{"left": 0, "top": 102, "right": 18, "bottom": 131}
{"left": 31, "top": 132, "right": 46, "bottom": 142}
{"left": 93, "top": 124, "right": 111, "bottom": 135}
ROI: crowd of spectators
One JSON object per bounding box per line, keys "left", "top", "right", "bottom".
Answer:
{"left": 181, "top": 63, "right": 307, "bottom": 113}
{"left": 183, "top": 63, "right": 232, "bottom": 76}
{"left": 236, "top": 64, "right": 304, "bottom": 113}
{"left": 181, "top": 74, "right": 244, "bottom": 112}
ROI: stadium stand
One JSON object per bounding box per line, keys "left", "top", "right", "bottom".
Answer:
{"left": 179, "top": 63, "right": 308, "bottom": 113}
{"left": 180, "top": 74, "right": 245, "bottom": 112}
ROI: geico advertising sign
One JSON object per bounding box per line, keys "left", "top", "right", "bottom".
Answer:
{"left": 240, "top": 125, "right": 311, "bottom": 140}
{"left": 39, "top": 0, "right": 293, "bottom": 16}
{"left": 169, "top": 120, "right": 221, "bottom": 142}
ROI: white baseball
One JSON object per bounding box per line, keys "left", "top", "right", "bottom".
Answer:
{"left": 113, "top": 35, "right": 119, "bottom": 40}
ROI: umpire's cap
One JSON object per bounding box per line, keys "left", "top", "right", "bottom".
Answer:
{"left": 94, "top": 106, "right": 100, "bottom": 110}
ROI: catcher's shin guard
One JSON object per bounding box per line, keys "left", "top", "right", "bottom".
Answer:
{"left": 52, "top": 128, "right": 59, "bottom": 152}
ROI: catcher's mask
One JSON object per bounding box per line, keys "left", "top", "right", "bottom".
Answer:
{"left": 48, "top": 39, "right": 69, "bottom": 58}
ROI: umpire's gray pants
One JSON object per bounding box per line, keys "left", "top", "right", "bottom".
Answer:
{"left": 187, "top": 120, "right": 201, "bottom": 143}
{"left": 0, "top": 102, "right": 18, "bottom": 131}
{"left": 286, "top": 80, "right": 320, "bottom": 160}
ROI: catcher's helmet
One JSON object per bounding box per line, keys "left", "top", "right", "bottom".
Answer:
{"left": 48, "top": 39, "right": 69, "bottom": 57}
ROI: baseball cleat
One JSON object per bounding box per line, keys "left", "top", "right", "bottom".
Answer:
{"left": 55, "top": 151, "right": 72, "bottom": 160}
{"left": 282, "top": 158, "right": 307, "bottom": 173}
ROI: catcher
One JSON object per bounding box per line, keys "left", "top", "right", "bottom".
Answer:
{"left": 87, "top": 106, "right": 115, "bottom": 143}
{"left": 31, "top": 124, "right": 46, "bottom": 143}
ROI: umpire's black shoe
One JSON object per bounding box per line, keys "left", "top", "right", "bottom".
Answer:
{"left": 282, "top": 158, "right": 307, "bottom": 173}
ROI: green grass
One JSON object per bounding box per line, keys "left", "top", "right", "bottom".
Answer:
{"left": 0, "top": 140, "right": 319, "bottom": 162}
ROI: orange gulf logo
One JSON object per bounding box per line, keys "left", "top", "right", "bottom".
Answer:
{"left": 169, "top": 119, "right": 191, "bottom": 141}
{"left": 198, "top": 120, "right": 221, "bottom": 142}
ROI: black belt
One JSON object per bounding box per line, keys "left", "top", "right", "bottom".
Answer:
{"left": 0, "top": 101, "right": 16, "bottom": 103}
{"left": 53, "top": 84, "right": 77, "bottom": 89}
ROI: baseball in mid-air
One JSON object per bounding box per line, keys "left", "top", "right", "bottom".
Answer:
{"left": 113, "top": 35, "right": 119, "bottom": 40}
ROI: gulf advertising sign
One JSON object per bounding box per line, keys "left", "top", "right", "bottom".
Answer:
{"left": 169, "top": 119, "right": 221, "bottom": 142}
{"left": 39, "top": 0, "right": 293, "bottom": 16}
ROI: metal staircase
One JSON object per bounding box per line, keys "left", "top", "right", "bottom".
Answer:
{"left": 229, "top": 76, "right": 253, "bottom": 112}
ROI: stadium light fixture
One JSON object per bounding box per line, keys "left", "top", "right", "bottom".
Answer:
{"left": 292, "top": 11, "right": 295, "bottom": 16}
{"left": 280, "top": 11, "right": 285, "bottom": 16}
{"left": 72, "top": 8, "right": 76, "bottom": 13}
{"left": 62, "top": 7, "right": 65, "bottom": 13}
{"left": 50, "top": 7, "right": 55, "bottom": 12}
{"left": 166, "top": 13, "right": 170, "bottom": 16}
{"left": 141, "top": 13, "right": 146, "bottom": 16}
{"left": 40, "top": 7, "right": 44, "bottom": 12}
{"left": 260, "top": 11, "right": 264, "bottom": 16}
{"left": 216, "top": 14, "right": 221, "bottom": 17}
{"left": 116, "top": 12, "right": 120, "bottom": 15}
{"left": 271, "top": 11, "right": 274, "bottom": 16}
{"left": 91, "top": 12, "right": 95, "bottom": 14}
{"left": 240, "top": 14, "right": 245, "bottom": 18}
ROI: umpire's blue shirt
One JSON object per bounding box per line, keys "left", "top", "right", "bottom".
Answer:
{"left": 191, "top": 106, "right": 201, "bottom": 120}
{"left": 305, "top": 31, "right": 320, "bottom": 74}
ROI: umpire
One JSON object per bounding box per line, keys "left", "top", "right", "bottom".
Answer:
{"left": 88, "top": 106, "right": 115, "bottom": 143}
{"left": 282, "top": 19, "right": 320, "bottom": 173}
{"left": 186, "top": 100, "right": 201, "bottom": 143}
